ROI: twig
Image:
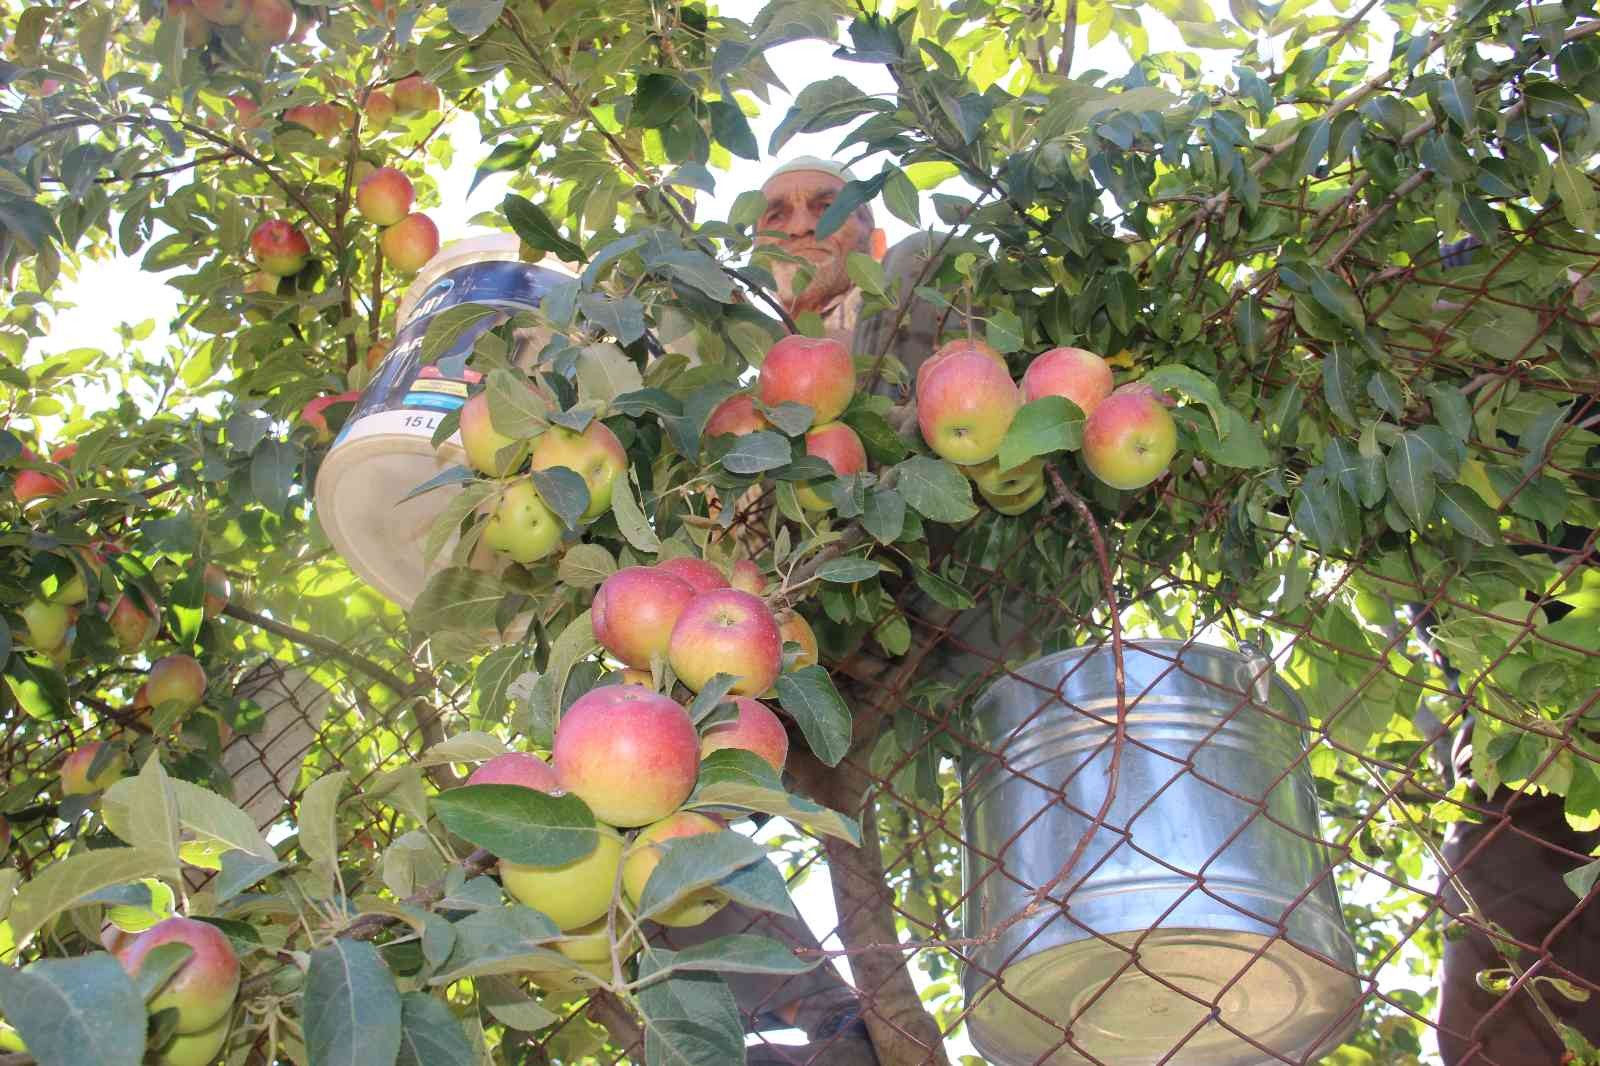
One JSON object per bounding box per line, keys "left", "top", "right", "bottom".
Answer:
{"left": 222, "top": 603, "right": 415, "bottom": 697}
{"left": 1055, "top": 0, "right": 1077, "bottom": 77}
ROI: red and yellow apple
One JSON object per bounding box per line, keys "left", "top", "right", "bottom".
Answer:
{"left": 381, "top": 212, "right": 439, "bottom": 273}
{"left": 241, "top": 0, "right": 293, "bottom": 43}
{"left": 193, "top": 0, "right": 245, "bottom": 25}
{"left": 466, "top": 752, "right": 559, "bottom": 791}
{"left": 700, "top": 697, "right": 787, "bottom": 773}
{"left": 795, "top": 421, "right": 867, "bottom": 511}
{"left": 106, "top": 589, "right": 160, "bottom": 653}
{"left": 529, "top": 421, "right": 627, "bottom": 522}
{"left": 228, "top": 93, "right": 261, "bottom": 129}
{"left": 250, "top": 220, "right": 310, "bottom": 277}
{"left": 202, "top": 564, "right": 230, "bottom": 620}
{"left": 458, "top": 391, "right": 525, "bottom": 477}
{"left": 656, "top": 557, "right": 728, "bottom": 595}
{"left": 391, "top": 75, "right": 439, "bottom": 114}
{"left": 758, "top": 335, "right": 855, "bottom": 425}
{"left": 153, "top": 1016, "right": 231, "bottom": 1066}
{"left": 146, "top": 654, "right": 208, "bottom": 713}
{"left": 730, "top": 559, "right": 765, "bottom": 595}
{"left": 552, "top": 685, "right": 700, "bottom": 827}
{"left": 283, "top": 103, "right": 341, "bottom": 137}
{"left": 117, "top": 916, "right": 240, "bottom": 1033}
{"left": 775, "top": 610, "right": 818, "bottom": 671}
{"left": 667, "top": 589, "right": 782, "bottom": 696}
{"left": 916, "top": 336, "right": 1005, "bottom": 395}
{"left": 364, "top": 90, "right": 396, "bottom": 131}
{"left": 356, "top": 167, "right": 413, "bottom": 227}
{"left": 1080, "top": 385, "right": 1178, "bottom": 490}
{"left": 482, "top": 479, "right": 563, "bottom": 564}
{"left": 60, "top": 742, "right": 125, "bottom": 795}
{"left": 622, "top": 812, "right": 728, "bottom": 927}
{"left": 703, "top": 393, "right": 768, "bottom": 438}
{"left": 1021, "top": 346, "right": 1114, "bottom": 418}
{"left": 590, "top": 567, "right": 696, "bottom": 669}
{"left": 916, "top": 349, "right": 1022, "bottom": 465}
{"left": 21, "top": 598, "right": 73, "bottom": 652}
{"left": 501, "top": 825, "right": 623, "bottom": 931}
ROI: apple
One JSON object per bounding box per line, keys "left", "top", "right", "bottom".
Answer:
{"left": 152, "top": 1016, "right": 231, "bottom": 1066}
{"left": 364, "top": 90, "right": 396, "bottom": 130}
{"left": 1022, "top": 346, "right": 1114, "bottom": 418}
{"left": 618, "top": 667, "right": 654, "bottom": 687}
{"left": 193, "top": 0, "right": 245, "bottom": 25}
{"left": 1080, "top": 385, "right": 1178, "bottom": 490}
{"left": 117, "top": 916, "right": 240, "bottom": 1033}
{"left": 242, "top": 0, "right": 292, "bottom": 43}
{"left": 356, "top": 167, "right": 413, "bottom": 227}
{"left": 795, "top": 421, "right": 867, "bottom": 511}
{"left": 703, "top": 393, "right": 769, "bottom": 438}
{"left": 501, "top": 824, "right": 623, "bottom": 931}
{"left": 147, "top": 654, "right": 208, "bottom": 713}
{"left": 980, "top": 477, "right": 1047, "bottom": 515}
{"left": 916, "top": 349, "right": 1022, "bottom": 465}
{"left": 960, "top": 455, "right": 1044, "bottom": 497}
{"left": 106, "top": 589, "right": 160, "bottom": 653}
{"left": 250, "top": 220, "right": 310, "bottom": 277}
{"left": 202, "top": 564, "right": 230, "bottom": 620}
{"left": 775, "top": 610, "right": 818, "bottom": 671}
{"left": 483, "top": 479, "right": 563, "bottom": 564}
{"left": 21, "top": 598, "right": 72, "bottom": 652}
{"left": 381, "top": 212, "right": 440, "bottom": 274}
{"left": 916, "top": 336, "right": 1006, "bottom": 395}
{"left": 552, "top": 685, "right": 699, "bottom": 827}
{"left": 49, "top": 547, "right": 99, "bottom": 606}
{"left": 759, "top": 335, "right": 855, "bottom": 426}
{"left": 13, "top": 447, "right": 66, "bottom": 505}
{"left": 700, "top": 697, "right": 787, "bottom": 773}
{"left": 730, "top": 559, "right": 765, "bottom": 595}
{"left": 365, "top": 342, "right": 390, "bottom": 372}
{"left": 668, "top": 589, "right": 782, "bottom": 696}
{"left": 466, "top": 752, "right": 559, "bottom": 791}
{"left": 60, "top": 742, "right": 126, "bottom": 795}
{"left": 656, "top": 557, "right": 728, "bottom": 595}
{"left": 229, "top": 93, "right": 262, "bottom": 129}
{"left": 529, "top": 421, "right": 627, "bottom": 521}
{"left": 168, "top": 0, "right": 212, "bottom": 46}
{"left": 301, "top": 391, "right": 359, "bottom": 443}
{"left": 555, "top": 917, "right": 637, "bottom": 966}
{"left": 622, "top": 813, "right": 728, "bottom": 927}
{"left": 590, "top": 567, "right": 696, "bottom": 669}
{"left": 391, "top": 75, "right": 439, "bottom": 114}
{"left": 458, "top": 391, "right": 526, "bottom": 476}
{"left": 283, "top": 103, "right": 340, "bottom": 137}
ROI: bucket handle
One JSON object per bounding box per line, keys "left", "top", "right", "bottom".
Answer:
{"left": 1233, "top": 640, "right": 1275, "bottom": 704}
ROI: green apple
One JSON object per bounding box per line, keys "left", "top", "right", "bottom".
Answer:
{"left": 622, "top": 813, "right": 728, "bottom": 928}
{"left": 458, "top": 391, "right": 526, "bottom": 477}
{"left": 960, "top": 455, "right": 1044, "bottom": 497}
{"left": 529, "top": 421, "right": 627, "bottom": 522}
{"left": 21, "top": 598, "right": 72, "bottom": 652}
{"left": 483, "top": 479, "right": 563, "bottom": 564}
{"left": 980, "top": 477, "right": 1047, "bottom": 515}
{"left": 500, "top": 825, "right": 624, "bottom": 930}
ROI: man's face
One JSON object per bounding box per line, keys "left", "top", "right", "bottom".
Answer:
{"left": 756, "top": 169, "right": 872, "bottom": 315}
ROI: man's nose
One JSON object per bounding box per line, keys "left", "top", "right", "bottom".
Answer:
{"left": 782, "top": 207, "right": 817, "bottom": 238}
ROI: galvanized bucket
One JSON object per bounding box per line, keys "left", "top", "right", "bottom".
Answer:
{"left": 960, "top": 640, "right": 1360, "bottom": 1065}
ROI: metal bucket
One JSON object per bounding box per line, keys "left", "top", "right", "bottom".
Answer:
{"left": 961, "top": 640, "right": 1360, "bottom": 1066}
{"left": 314, "top": 235, "right": 575, "bottom": 610}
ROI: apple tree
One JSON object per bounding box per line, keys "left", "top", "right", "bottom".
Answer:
{"left": 1, "top": 0, "right": 1598, "bottom": 1062}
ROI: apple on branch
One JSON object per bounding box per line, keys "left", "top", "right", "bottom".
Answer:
{"left": 465, "top": 752, "right": 559, "bottom": 790}
{"left": 364, "top": 90, "right": 396, "bottom": 130}
{"left": 915, "top": 337, "right": 1005, "bottom": 395}
{"left": 146, "top": 654, "right": 208, "bottom": 713}
{"left": 105, "top": 588, "right": 160, "bottom": 653}
{"left": 700, "top": 696, "right": 788, "bottom": 772}
{"left": 622, "top": 812, "right": 729, "bottom": 927}
{"left": 795, "top": 421, "right": 867, "bottom": 512}
{"left": 1022, "top": 346, "right": 1114, "bottom": 418}
{"left": 730, "top": 559, "right": 765, "bottom": 595}
{"left": 300, "top": 391, "right": 359, "bottom": 444}
{"left": 668, "top": 589, "right": 782, "bottom": 696}
{"left": 960, "top": 455, "right": 1044, "bottom": 497}
{"left": 529, "top": 421, "right": 627, "bottom": 522}
{"left": 591, "top": 566, "right": 697, "bottom": 669}
{"left": 250, "top": 220, "right": 310, "bottom": 277}
{"left": 202, "top": 564, "right": 230, "bottom": 620}
{"left": 381, "top": 212, "right": 439, "bottom": 273}
{"left": 167, "top": 0, "right": 213, "bottom": 46}
{"left": 703, "top": 393, "right": 769, "bottom": 438}
{"left": 502, "top": 825, "right": 624, "bottom": 931}
{"left": 656, "top": 557, "right": 728, "bottom": 595}
{"left": 193, "top": 0, "right": 245, "bottom": 26}
{"left": 759, "top": 335, "right": 855, "bottom": 425}
{"left": 552, "top": 684, "right": 700, "bottom": 827}
{"left": 391, "top": 75, "right": 439, "bottom": 115}
{"left": 916, "top": 348, "right": 1022, "bottom": 465}
{"left": 356, "top": 167, "right": 414, "bottom": 227}
{"left": 117, "top": 916, "right": 240, "bottom": 1033}
{"left": 241, "top": 0, "right": 293, "bottom": 44}
{"left": 980, "top": 477, "right": 1047, "bottom": 515}
{"left": 482, "top": 479, "right": 563, "bottom": 563}
{"left": 1080, "top": 383, "right": 1178, "bottom": 490}
{"left": 20, "top": 598, "right": 73, "bottom": 653}
{"left": 60, "top": 741, "right": 125, "bottom": 795}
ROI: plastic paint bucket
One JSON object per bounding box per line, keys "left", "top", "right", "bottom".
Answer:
{"left": 314, "top": 234, "right": 575, "bottom": 611}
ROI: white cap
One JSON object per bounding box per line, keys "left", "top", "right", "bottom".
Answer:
{"left": 762, "top": 155, "right": 861, "bottom": 186}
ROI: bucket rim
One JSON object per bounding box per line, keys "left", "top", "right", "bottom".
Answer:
{"left": 395, "top": 232, "right": 580, "bottom": 326}
{"left": 968, "top": 639, "right": 1310, "bottom": 744}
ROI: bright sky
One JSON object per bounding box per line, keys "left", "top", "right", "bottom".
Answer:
{"left": 32, "top": 1, "right": 1418, "bottom": 1058}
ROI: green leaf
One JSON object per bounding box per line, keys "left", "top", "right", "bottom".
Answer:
{"left": 1365, "top": 370, "right": 1405, "bottom": 418}
{"left": 1565, "top": 859, "right": 1600, "bottom": 901}
{"left": 860, "top": 487, "right": 906, "bottom": 543}
{"left": 816, "top": 557, "right": 884, "bottom": 583}
{"left": 637, "top": 831, "right": 768, "bottom": 921}
{"left": 1427, "top": 383, "right": 1473, "bottom": 442}
{"left": 636, "top": 952, "right": 745, "bottom": 1066}
{"left": 985, "top": 309, "right": 1024, "bottom": 353}
{"left": 1141, "top": 365, "right": 1225, "bottom": 435}
{"left": 882, "top": 166, "right": 920, "bottom": 227}
{"left": 688, "top": 750, "right": 860, "bottom": 844}
{"left": 1552, "top": 160, "right": 1596, "bottom": 231}
{"left": 128, "top": 942, "right": 193, "bottom": 1002}
{"left": 579, "top": 293, "right": 647, "bottom": 345}
{"left": 299, "top": 770, "right": 349, "bottom": 881}
{"left": 503, "top": 194, "right": 586, "bottom": 264}
{"left": 815, "top": 173, "right": 888, "bottom": 240}
{"left": 249, "top": 439, "right": 298, "bottom": 516}
{"left": 914, "top": 565, "right": 977, "bottom": 610}
{"left": 1386, "top": 433, "right": 1438, "bottom": 528}
{"left": 1307, "top": 268, "right": 1365, "bottom": 327}
{"left": 1437, "top": 482, "right": 1499, "bottom": 545}
{"left": 0, "top": 954, "right": 146, "bottom": 1066}
{"left": 632, "top": 73, "right": 695, "bottom": 128}
{"left": 664, "top": 934, "right": 819, "bottom": 977}
{"left": 775, "top": 666, "right": 852, "bottom": 766}
{"left": 7, "top": 847, "right": 174, "bottom": 949}
{"left": 1433, "top": 73, "right": 1475, "bottom": 132}
{"left": 845, "top": 253, "right": 886, "bottom": 297}
{"left": 424, "top": 305, "right": 501, "bottom": 365}
{"left": 1324, "top": 439, "right": 1385, "bottom": 508}
{"left": 1195, "top": 407, "right": 1271, "bottom": 468}
{"left": 721, "top": 431, "right": 792, "bottom": 474}
{"left": 527, "top": 467, "right": 590, "bottom": 532}
{"left": 411, "top": 567, "right": 505, "bottom": 634}
{"left": 894, "top": 456, "right": 978, "bottom": 523}
{"left": 215, "top": 851, "right": 288, "bottom": 903}
{"left": 575, "top": 342, "right": 644, "bottom": 405}
{"left": 557, "top": 544, "right": 617, "bottom": 589}
{"left": 485, "top": 369, "right": 549, "bottom": 437}
{"left": 100, "top": 754, "right": 180, "bottom": 877}
{"left": 708, "top": 100, "right": 758, "bottom": 160}
{"left": 396, "top": 992, "right": 475, "bottom": 1066}
{"left": 303, "top": 941, "right": 404, "bottom": 1066}
{"left": 687, "top": 673, "right": 741, "bottom": 726}
{"left": 1322, "top": 345, "right": 1361, "bottom": 426}
{"left": 546, "top": 608, "right": 600, "bottom": 710}
{"left": 1234, "top": 296, "right": 1267, "bottom": 356}
{"left": 432, "top": 784, "right": 598, "bottom": 866}
{"left": 842, "top": 409, "right": 910, "bottom": 465}
{"left": 611, "top": 473, "right": 661, "bottom": 552}
{"left": 997, "top": 396, "right": 1085, "bottom": 472}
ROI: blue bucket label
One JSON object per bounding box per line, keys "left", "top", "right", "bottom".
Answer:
{"left": 337, "top": 258, "right": 570, "bottom": 447}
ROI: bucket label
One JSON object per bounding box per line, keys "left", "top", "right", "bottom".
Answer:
{"left": 335, "top": 259, "right": 569, "bottom": 447}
